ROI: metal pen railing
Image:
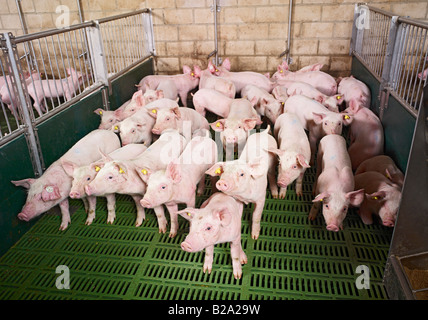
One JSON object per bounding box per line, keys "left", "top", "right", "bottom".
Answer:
{"left": 351, "top": 4, "right": 428, "bottom": 117}
{"left": 0, "top": 8, "right": 155, "bottom": 176}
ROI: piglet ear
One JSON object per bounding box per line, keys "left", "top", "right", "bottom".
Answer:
{"left": 243, "top": 118, "right": 257, "bottom": 131}
{"left": 156, "top": 90, "right": 164, "bottom": 99}
{"left": 132, "top": 90, "right": 146, "bottom": 107}
{"left": 135, "top": 166, "right": 152, "bottom": 184}
{"left": 98, "top": 148, "right": 113, "bottom": 162}
{"left": 248, "top": 157, "right": 266, "bottom": 179}
{"left": 342, "top": 113, "right": 353, "bottom": 125}
{"left": 208, "top": 61, "right": 216, "bottom": 73}
{"left": 213, "top": 207, "right": 232, "bottom": 226}
{"left": 313, "top": 192, "right": 330, "bottom": 203}
{"left": 193, "top": 65, "right": 202, "bottom": 77}
{"left": 334, "top": 94, "right": 345, "bottom": 104}
{"left": 296, "top": 154, "right": 310, "bottom": 168}
{"left": 11, "top": 178, "right": 36, "bottom": 189}
{"left": 205, "top": 162, "right": 224, "bottom": 177}
{"left": 346, "top": 189, "right": 365, "bottom": 207}
{"left": 312, "top": 112, "right": 325, "bottom": 125}
{"left": 177, "top": 208, "right": 196, "bottom": 221}
{"left": 94, "top": 108, "right": 105, "bottom": 117}
{"left": 367, "top": 191, "right": 387, "bottom": 201}
{"left": 166, "top": 161, "right": 182, "bottom": 183}
{"left": 183, "top": 65, "right": 192, "bottom": 74}
{"left": 171, "top": 107, "right": 181, "bottom": 119}
{"left": 265, "top": 147, "right": 285, "bottom": 157}
{"left": 42, "top": 185, "right": 61, "bottom": 202}
{"left": 90, "top": 162, "right": 105, "bottom": 173}
{"left": 222, "top": 58, "right": 231, "bottom": 71}
{"left": 210, "top": 119, "right": 225, "bottom": 132}
{"left": 112, "top": 122, "right": 121, "bottom": 133}
{"left": 61, "top": 160, "right": 76, "bottom": 177}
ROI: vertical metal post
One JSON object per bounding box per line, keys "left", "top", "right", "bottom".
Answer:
{"left": 286, "top": 0, "right": 293, "bottom": 65}
{"left": 142, "top": 9, "right": 156, "bottom": 57}
{"left": 2, "top": 33, "right": 44, "bottom": 176}
{"left": 208, "top": 0, "right": 221, "bottom": 66}
{"left": 379, "top": 16, "right": 399, "bottom": 118}
{"left": 86, "top": 21, "right": 110, "bottom": 107}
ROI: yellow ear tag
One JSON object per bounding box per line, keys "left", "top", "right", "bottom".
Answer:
{"left": 372, "top": 196, "right": 379, "bottom": 200}
{"left": 281, "top": 102, "right": 285, "bottom": 105}
{"left": 119, "top": 167, "right": 124, "bottom": 174}
{"left": 344, "top": 115, "right": 350, "bottom": 120}
{"left": 337, "top": 96, "right": 341, "bottom": 100}
{"left": 386, "top": 172, "right": 391, "bottom": 179}
{"left": 191, "top": 72, "right": 194, "bottom": 76}
{"left": 187, "top": 212, "right": 191, "bottom": 217}
{"left": 215, "top": 69, "right": 219, "bottom": 72}
{"left": 280, "top": 70, "right": 283, "bottom": 73}
{"left": 151, "top": 109, "right": 157, "bottom": 114}
{"left": 320, "top": 198, "right": 323, "bottom": 202}
{"left": 95, "top": 165, "right": 100, "bottom": 172}
{"left": 216, "top": 122, "right": 221, "bottom": 128}
{"left": 114, "top": 126, "right": 118, "bottom": 130}
{"left": 99, "top": 110, "right": 103, "bottom": 115}
{"left": 141, "top": 169, "right": 147, "bottom": 175}
{"left": 214, "top": 168, "right": 222, "bottom": 175}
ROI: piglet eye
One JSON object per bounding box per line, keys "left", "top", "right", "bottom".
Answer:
{"left": 86, "top": 177, "right": 91, "bottom": 181}
{"left": 161, "top": 185, "right": 166, "bottom": 190}
{"left": 108, "top": 176, "right": 113, "bottom": 180}
{"left": 206, "top": 226, "right": 211, "bottom": 231}
{"left": 325, "top": 204, "right": 329, "bottom": 209}
{"left": 240, "top": 173, "right": 244, "bottom": 177}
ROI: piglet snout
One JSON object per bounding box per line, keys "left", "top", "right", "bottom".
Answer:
{"left": 382, "top": 219, "right": 395, "bottom": 227}
{"left": 140, "top": 199, "right": 152, "bottom": 208}
{"left": 151, "top": 128, "right": 161, "bottom": 135}
{"left": 216, "top": 180, "right": 230, "bottom": 192}
{"left": 17, "top": 212, "right": 30, "bottom": 222}
{"left": 326, "top": 224, "right": 340, "bottom": 232}
{"left": 181, "top": 241, "right": 192, "bottom": 252}
{"left": 69, "top": 191, "right": 80, "bottom": 199}
{"left": 226, "top": 136, "right": 237, "bottom": 144}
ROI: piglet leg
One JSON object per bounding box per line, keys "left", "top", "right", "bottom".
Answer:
{"left": 59, "top": 198, "right": 71, "bottom": 231}
{"left": 154, "top": 205, "right": 168, "bottom": 233}
{"left": 85, "top": 196, "right": 97, "bottom": 225}
{"left": 230, "top": 236, "right": 247, "bottom": 280}
{"left": 106, "top": 194, "right": 116, "bottom": 224}
{"left": 203, "top": 245, "right": 214, "bottom": 274}
{"left": 132, "top": 195, "right": 145, "bottom": 227}
{"left": 166, "top": 203, "right": 179, "bottom": 238}
{"left": 251, "top": 199, "right": 265, "bottom": 240}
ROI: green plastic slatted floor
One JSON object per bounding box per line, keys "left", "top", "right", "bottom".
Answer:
{"left": 0, "top": 166, "right": 392, "bottom": 300}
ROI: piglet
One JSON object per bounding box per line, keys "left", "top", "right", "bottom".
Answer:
{"left": 272, "top": 60, "right": 324, "bottom": 80}
{"left": 85, "top": 130, "right": 187, "bottom": 230}
{"left": 178, "top": 192, "right": 246, "bottom": 279}
{"left": 213, "top": 58, "right": 275, "bottom": 94}
{"left": 0, "top": 71, "right": 40, "bottom": 119}
{"left": 136, "top": 65, "right": 199, "bottom": 107}
{"left": 143, "top": 79, "right": 178, "bottom": 103}
{"left": 355, "top": 155, "right": 404, "bottom": 189}
{"left": 192, "top": 88, "right": 233, "bottom": 118}
{"left": 273, "top": 61, "right": 337, "bottom": 96}
{"left": 27, "top": 68, "right": 84, "bottom": 117}
{"left": 271, "top": 85, "right": 288, "bottom": 104}
{"left": 64, "top": 144, "right": 147, "bottom": 225}
{"left": 283, "top": 95, "right": 353, "bottom": 165}
{"left": 12, "top": 129, "right": 121, "bottom": 230}
{"left": 309, "top": 134, "right": 365, "bottom": 231}
{"left": 206, "top": 128, "right": 278, "bottom": 239}
{"left": 344, "top": 100, "right": 384, "bottom": 171}
{"left": 149, "top": 103, "right": 210, "bottom": 141}
{"left": 337, "top": 76, "right": 371, "bottom": 108}
{"left": 286, "top": 81, "right": 344, "bottom": 112}
{"left": 354, "top": 171, "right": 401, "bottom": 227}
{"left": 210, "top": 98, "right": 261, "bottom": 159}
{"left": 241, "top": 84, "right": 283, "bottom": 125}
{"left": 140, "top": 134, "right": 218, "bottom": 237}
{"left": 267, "top": 113, "right": 311, "bottom": 198}
{"left": 194, "top": 62, "right": 236, "bottom": 98}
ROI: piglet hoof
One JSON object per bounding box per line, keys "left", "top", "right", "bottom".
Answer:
{"left": 203, "top": 264, "right": 212, "bottom": 275}
{"left": 85, "top": 218, "right": 94, "bottom": 226}
{"left": 279, "top": 188, "right": 287, "bottom": 199}
{"left": 251, "top": 232, "right": 259, "bottom": 240}
{"left": 240, "top": 252, "right": 248, "bottom": 265}
{"left": 233, "top": 268, "right": 243, "bottom": 280}
{"left": 169, "top": 231, "right": 177, "bottom": 238}
{"left": 59, "top": 220, "right": 70, "bottom": 231}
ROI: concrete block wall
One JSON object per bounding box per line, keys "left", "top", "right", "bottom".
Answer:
{"left": 1, "top": 0, "right": 428, "bottom": 77}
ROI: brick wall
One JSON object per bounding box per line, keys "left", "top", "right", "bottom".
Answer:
{"left": 1, "top": 0, "right": 428, "bottom": 77}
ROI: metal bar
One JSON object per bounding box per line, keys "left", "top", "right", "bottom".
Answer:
{"left": 86, "top": 22, "right": 109, "bottom": 87}
{"left": 97, "top": 9, "right": 150, "bottom": 24}
{"left": 3, "top": 33, "right": 44, "bottom": 176}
